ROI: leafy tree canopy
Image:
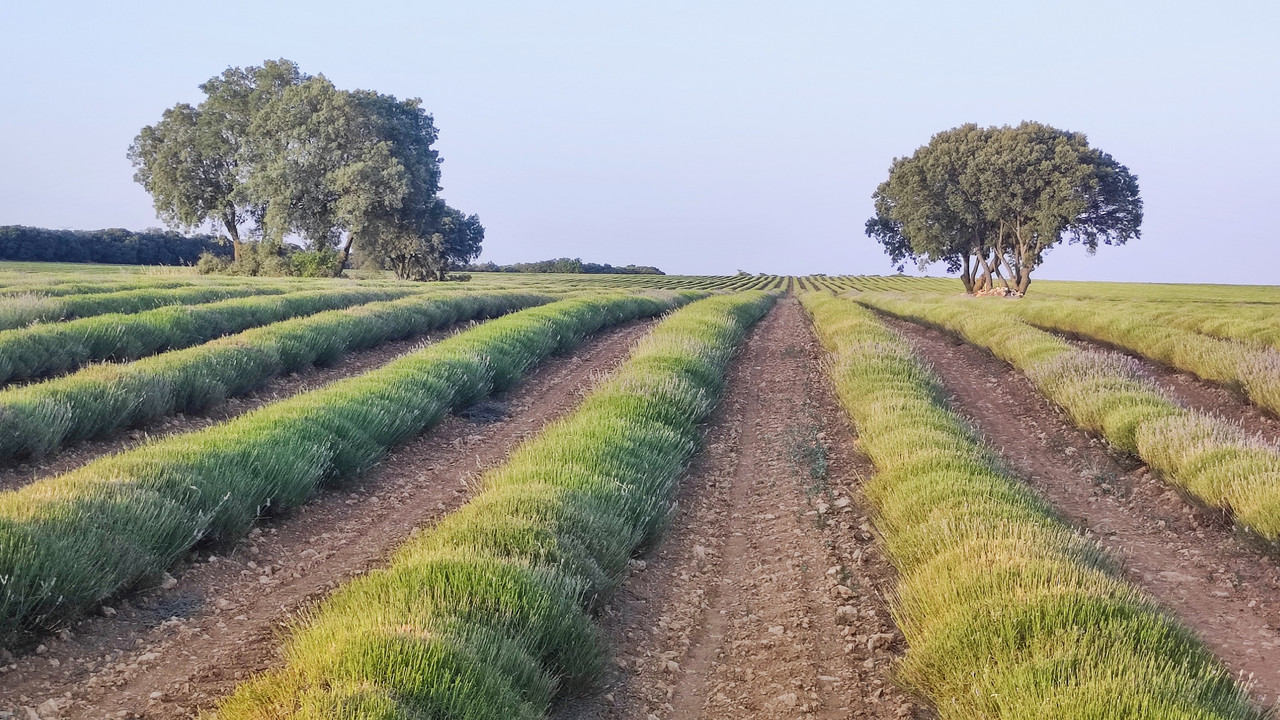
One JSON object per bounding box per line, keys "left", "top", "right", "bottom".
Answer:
{"left": 130, "top": 59, "right": 469, "bottom": 279}
{"left": 129, "top": 60, "right": 304, "bottom": 260}
{"left": 371, "top": 199, "right": 485, "bottom": 281}
{"left": 866, "top": 121, "right": 1142, "bottom": 294}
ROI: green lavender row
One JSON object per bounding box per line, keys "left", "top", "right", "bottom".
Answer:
{"left": 803, "top": 292, "right": 1257, "bottom": 719}
{"left": 214, "top": 291, "right": 775, "bottom": 719}
{"left": 860, "top": 292, "right": 1280, "bottom": 541}
{"left": 0, "top": 284, "right": 297, "bottom": 330}
{"left": 0, "top": 287, "right": 426, "bottom": 385}
{"left": 0, "top": 291, "right": 553, "bottom": 463}
{"left": 0, "top": 292, "right": 699, "bottom": 645}
{"left": 0, "top": 278, "right": 198, "bottom": 296}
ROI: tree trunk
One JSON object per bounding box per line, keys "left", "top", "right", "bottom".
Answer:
{"left": 975, "top": 251, "right": 998, "bottom": 291}
{"left": 334, "top": 234, "right": 353, "bottom": 277}
{"left": 1017, "top": 273, "right": 1032, "bottom": 295}
{"left": 960, "top": 255, "right": 974, "bottom": 293}
{"left": 222, "top": 214, "right": 241, "bottom": 263}
{"left": 996, "top": 252, "right": 1018, "bottom": 290}
{"left": 1005, "top": 221, "right": 1033, "bottom": 293}
{"left": 973, "top": 256, "right": 988, "bottom": 291}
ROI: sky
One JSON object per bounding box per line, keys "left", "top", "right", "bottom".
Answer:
{"left": 1, "top": 1, "right": 1277, "bottom": 281}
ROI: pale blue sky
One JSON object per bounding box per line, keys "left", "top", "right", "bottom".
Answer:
{"left": 1, "top": 1, "right": 1276, "bottom": 280}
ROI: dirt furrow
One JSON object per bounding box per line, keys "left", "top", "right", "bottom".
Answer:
{"left": 0, "top": 325, "right": 478, "bottom": 492}
{"left": 1057, "top": 332, "right": 1280, "bottom": 447}
{"left": 887, "top": 315, "right": 1280, "bottom": 708}
{"left": 558, "top": 299, "right": 922, "bottom": 720}
{"left": 0, "top": 320, "right": 656, "bottom": 720}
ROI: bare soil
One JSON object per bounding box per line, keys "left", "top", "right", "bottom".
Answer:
{"left": 887, "top": 316, "right": 1280, "bottom": 709}
{"left": 558, "top": 299, "right": 924, "bottom": 720}
{"left": 0, "top": 324, "right": 473, "bottom": 492}
{"left": 0, "top": 320, "right": 655, "bottom": 720}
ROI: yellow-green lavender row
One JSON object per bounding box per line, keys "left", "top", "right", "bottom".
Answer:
{"left": 0, "top": 292, "right": 703, "bottom": 644}
{"left": 0, "top": 291, "right": 553, "bottom": 463}
{"left": 858, "top": 292, "right": 1280, "bottom": 541}
{"left": 802, "top": 292, "right": 1258, "bottom": 719}
{"left": 0, "top": 287, "right": 427, "bottom": 385}
{"left": 1134, "top": 302, "right": 1280, "bottom": 351}
{"left": 213, "top": 291, "right": 776, "bottom": 719}
{"left": 0, "top": 284, "right": 300, "bottom": 330}
{"left": 1005, "top": 299, "right": 1280, "bottom": 417}
{"left": 1019, "top": 298, "right": 1280, "bottom": 353}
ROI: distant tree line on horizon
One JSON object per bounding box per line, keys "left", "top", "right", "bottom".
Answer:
{"left": 463, "top": 258, "right": 663, "bottom": 275}
{"left": 0, "top": 226, "right": 229, "bottom": 266}
{"left": 130, "top": 59, "right": 482, "bottom": 280}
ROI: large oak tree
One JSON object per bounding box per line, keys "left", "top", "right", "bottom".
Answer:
{"left": 129, "top": 60, "right": 304, "bottom": 261}
{"left": 369, "top": 199, "right": 485, "bottom": 281}
{"left": 867, "top": 122, "right": 1142, "bottom": 294}
{"left": 130, "top": 59, "right": 468, "bottom": 278}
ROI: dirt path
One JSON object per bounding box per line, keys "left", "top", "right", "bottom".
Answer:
{"left": 886, "top": 316, "right": 1280, "bottom": 709}
{"left": 0, "top": 320, "right": 656, "bottom": 720}
{"left": 0, "top": 324, "right": 480, "bottom": 492}
{"left": 557, "top": 299, "right": 923, "bottom": 720}
{"left": 1056, "top": 333, "right": 1280, "bottom": 447}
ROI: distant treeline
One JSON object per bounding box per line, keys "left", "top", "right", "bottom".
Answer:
{"left": 464, "top": 258, "right": 664, "bottom": 275}
{"left": 0, "top": 226, "right": 231, "bottom": 265}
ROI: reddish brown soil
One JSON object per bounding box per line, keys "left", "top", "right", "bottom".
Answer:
{"left": 558, "top": 299, "right": 923, "bottom": 720}
{"left": 0, "top": 321, "right": 655, "bottom": 720}
{"left": 887, "top": 316, "right": 1280, "bottom": 709}
{"left": 1058, "top": 333, "right": 1280, "bottom": 446}
{"left": 0, "top": 325, "right": 468, "bottom": 491}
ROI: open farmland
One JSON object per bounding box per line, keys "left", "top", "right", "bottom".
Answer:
{"left": 1, "top": 265, "right": 1279, "bottom": 719}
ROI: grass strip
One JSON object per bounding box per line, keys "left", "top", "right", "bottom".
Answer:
{"left": 212, "top": 291, "right": 775, "bottom": 719}
{"left": 0, "top": 291, "right": 553, "bottom": 463}
{"left": 0, "top": 287, "right": 427, "bottom": 385}
{"left": 1008, "top": 300, "right": 1280, "bottom": 417}
{"left": 0, "top": 284, "right": 297, "bottom": 331}
{"left": 0, "top": 291, "right": 703, "bottom": 645}
{"left": 859, "top": 292, "right": 1280, "bottom": 542}
{"left": 802, "top": 292, "right": 1258, "bottom": 719}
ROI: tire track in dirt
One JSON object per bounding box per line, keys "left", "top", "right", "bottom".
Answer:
{"left": 0, "top": 324, "right": 472, "bottom": 491}
{"left": 0, "top": 320, "right": 656, "bottom": 720}
{"left": 887, "top": 315, "right": 1280, "bottom": 709}
{"left": 558, "top": 299, "right": 924, "bottom": 720}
